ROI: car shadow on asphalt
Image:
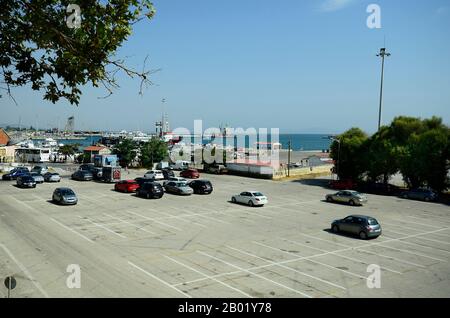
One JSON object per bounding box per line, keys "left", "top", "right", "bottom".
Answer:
{"left": 226, "top": 200, "right": 263, "bottom": 207}
{"left": 322, "top": 228, "right": 378, "bottom": 240}
{"left": 321, "top": 199, "right": 362, "bottom": 207}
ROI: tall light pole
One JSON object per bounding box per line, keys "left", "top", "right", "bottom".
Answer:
{"left": 377, "top": 47, "right": 390, "bottom": 131}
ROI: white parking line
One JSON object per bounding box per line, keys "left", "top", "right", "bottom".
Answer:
{"left": 409, "top": 235, "right": 450, "bottom": 246}
{"left": 170, "top": 206, "right": 232, "bottom": 225}
{"left": 79, "top": 216, "right": 127, "bottom": 239}
{"left": 386, "top": 218, "right": 443, "bottom": 229}
{"left": 159, "top": 211, "right": 207, "bottom": 228}
{"left": 382, "top": 222, "right": 423, "bottom": 232}
{"left": 389, "top": 239, "right": 450, "bottom": 255}
{"left": 281, "top": 238, "right": 403, "bottom": 273}
{"left": 300, "top": 233, "right": 434, "bottom": 267}
{"left": 175, "top": 227, "right": 450, "bottom": 288}
{"left": 126, "top": 211, "right": 182, "bottom": 231}
{"left": 128, "top": 261, "right": 191, "bottom": 298}
{"left": 197, "top": 251, "right": 313, "bottom": 298}
{"left": 50, "top": 218, "right": 95, "bottom": 243}
{"left": 103, "top": 213, "right": 157, "bottom": 235}
{"left": 165, "top": 256, "right": 253, "bottom": 298}
{"left": 253, "top": 241, "right": 366, "bottom": 280}
{"left": 226, "top": 245, "right": 347, "bottom": 291}
{"left": 0, "top": 243, "right": 50, "bottom": 298}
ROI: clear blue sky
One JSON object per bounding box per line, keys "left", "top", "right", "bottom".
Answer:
{"left": 1, "top": 0, "right": 449, "bottom": 134}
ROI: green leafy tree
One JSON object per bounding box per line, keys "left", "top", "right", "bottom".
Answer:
{"left": 139, "top": 137, "right": 167, "bottom": 168}
{"left": 58, "top": 143, "right": 79, "bottom": 161}
{"left": 330, "top": 128, "right": 368, "bottom": 181}
{"left": 0, "top": 0, "right": 157, "bottom": 105}
{"left": 362, "top": 126, "right": 398, "bottom": 183}
{"left": 112, "top": 138, "right": 138, "bottom": 168}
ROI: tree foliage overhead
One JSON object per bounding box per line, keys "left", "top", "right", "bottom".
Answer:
{"left": 0, "top": 0, "right": 156, "bottom": 105}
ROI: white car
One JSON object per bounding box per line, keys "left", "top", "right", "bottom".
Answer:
{"left": 163, "top": 177, "right": 187, "bottom": 186}
{"left": 144, "top": 170, "right": 164, "bottom": 180}
{"left": 231, "top": 191, "right": 268, "bottom": 207}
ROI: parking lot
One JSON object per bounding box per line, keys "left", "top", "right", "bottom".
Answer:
{"left": 0, "top": 170, "right": 449, "bottom": 298}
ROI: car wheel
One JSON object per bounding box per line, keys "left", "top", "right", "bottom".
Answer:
{"left": 402, "top": 194, "right": 409, "bottom": 199}
{"left": 248, "top": 200, "right": 254, "bottom": 207}
{"left": 349, "top": 200, "right": 355, "bottom": 206}
{"left": 231, "top": 197, "right": 236, "bottom": 203}
{"left": 332, "top": 225, "right": 339, "bottom": 233}
{"left": 424, "top": 197, "right": 430, "bottom": 202}
{"left": 359, "top": 231, "right": 367, "bottom": 240}
{"left": 146, "top": 193, "right": 150, "bottom": 199}
{"left": 326, "top": 196, "right": 333, "bottom": 202}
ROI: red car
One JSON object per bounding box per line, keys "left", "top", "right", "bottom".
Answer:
{"left": 114, "top": 180, "right": 139, "bottom": 193}
{"left": 180, "top": 169, "right": 200, "bottom": 179}
{"left": 329, "top": 179, "right": 356, "bottom": 190}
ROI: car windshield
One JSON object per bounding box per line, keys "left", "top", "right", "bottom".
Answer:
{"left": 252, "top": 192, "right": 264, "bottom": 197}
{"left": 60, "top": 189, "right": 75, "bottom": 195}
{"left": 176, "top": 182, "right": 188, "bottom": 187}
{"left": 367, "top": 218, "right": 379, "bottom": 225}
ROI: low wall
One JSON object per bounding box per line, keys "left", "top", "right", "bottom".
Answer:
{"left": 273, "top": 164, "right": 333, "bottom": 180}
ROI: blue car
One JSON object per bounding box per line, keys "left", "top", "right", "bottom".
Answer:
{"left": 2, "top": 167, "right": 30, "bottom": 180}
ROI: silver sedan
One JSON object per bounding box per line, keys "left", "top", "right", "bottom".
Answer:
{"left": 326, "top": 190, "right": 368, "bottom": 206}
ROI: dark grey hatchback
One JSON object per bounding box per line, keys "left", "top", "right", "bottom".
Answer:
{"left": 331, "top": 215, "right": 382, "bottom": 239}
{"left": 52, "top": 187, "right": 78, "bottom": 205}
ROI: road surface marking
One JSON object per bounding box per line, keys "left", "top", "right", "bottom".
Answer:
{"left": 198, "top": 251, "right": 313, "bottom": 298}
{"left": 128, "top": 261, "right": 191, "bottom": 298}
{"left": 0, "top": 243, "right": 49, "bottom": 298}
{"left": 50, "top": 218, "right": 94, "bottom": 243}
{"left": 165, "top": 256, "right": 253, "bottom": 298}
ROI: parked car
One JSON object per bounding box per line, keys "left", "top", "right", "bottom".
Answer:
{"left": 43, "top": 172, "right": 61, "bottom": 182}
{"left": 115, "top": 180, "right": 139, "bottom": 193}
{"left": 135, "top": 177, "right": 156, "bottom": 188}
{"left": 400, "top": 188, "right": 438, "bottom": 202}
{"left": 2, "top": 167, "right": 30, "bottom": 180}
{"left": 136, "top": 182, "right": 164, "bottom": 199}
{"left": 231, "top": 191, "right": 268, "bottom": 207}
{"left": 52, "top": 187, "right": 78, "bottom": 205}
{"left": 163, "top": 177, "right": 187, "bottom": 186}
{"left": 357, "top": 181, "right": 400, "bottom": 196}
{"left": 162, "top": 168, "right": 175, "bottom": 180}
{"left": 31, "top": 165, "right": 48, "bottom": 175}
{"left": 326, "top": 190, "right": 368, "bottom": 206}
{"left": 71, "top": 170, "right": 93, "bottom": 181}
{"left": 16, "top": 175, "right": 36, "bottom": 188}
{"left": 331, "top": 215, "right": 382, "bottom": 239}
{"left": 144, "top": 170, "right": 164, "bottom": 180}
{"left": 30, "top": 172, "right": 45, "bottom": 184}
{"left": 164, "top": 181, "right": 194, "bottom": 195}
{"left": 189, "top": 180, "right": 213, "bottom": 194}
{"left": 180, "top": 168, "right": 200, "bottom": 179}
{"left": 79, "top": 164, "right": 102, "bottom": 179}
{"left": 329, "top": 179, "right": 356, "bottom": 190}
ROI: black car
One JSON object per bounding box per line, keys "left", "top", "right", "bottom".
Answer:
{"left": 357, "top": 181, "right": 400, "bottom": 196}
{"left": 71, "top": 170, "right": 93, "bottom": 181}
{"left": 16, "top": 175, "right": 36, "bottom": 188}
{"left": 2, "top": 167, "right": 30, "bottom": 180}
{"left": 136, "top": 182, "right": 164, "bottom": 199}
{"left": 331, "top": 215, "right": 382, "bottom": 240}
{"left": 189, "top": 180, "right": 213, "bottom": 194}
{"left": 162, "top": 168, "right": 175, "bottom": 180}
{"left": 135, "top": 177, "right": 155, "bottom": 188}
